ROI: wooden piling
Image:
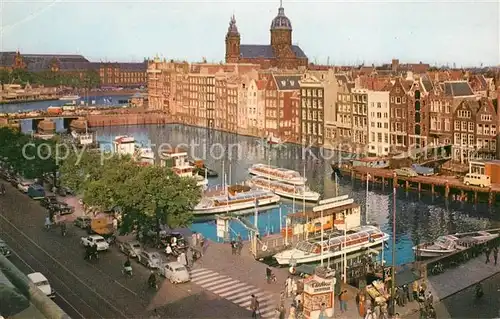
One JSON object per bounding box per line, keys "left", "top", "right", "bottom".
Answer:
{"left": 418, "top": 183, "right": 421, "bottom": 193}
{"left": 475, "top": 191, "right": 478, "bottom": 204}
{"left": 405, "top": 181, "right": 409, "bottom": 191}
{"left": 431, "top": 184, "right": 434, "bottom": 195}
{"left": 445, "top": 183, "right": 449, "bottom": 199}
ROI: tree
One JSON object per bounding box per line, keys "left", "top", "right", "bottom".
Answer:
{"left": 0, "top": 284, "right": 30, "bottom": 317}
{"left": 83, "top": 69, "right": 100, "bottom": 89}
{"left": 0, "top": 128, "right": 56, "bottom": 179}
{"left": 0, "top": 69, "right": 10, "bottom": 85}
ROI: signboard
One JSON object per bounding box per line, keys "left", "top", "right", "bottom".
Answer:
{"left": 303, "top": 274, "right": 335, "bottom": 318}
{"left": 216, "top": 217, "right": 229, "bottom": 239}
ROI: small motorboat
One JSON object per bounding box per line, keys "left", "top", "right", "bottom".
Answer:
{"left": 190, "top": 160, "right": 218, "bottom": 178}
{"left": 413, "top": 231, "right": 498, "bottom": 258}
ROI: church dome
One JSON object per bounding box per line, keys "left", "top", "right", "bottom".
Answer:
{"left": 270, "top": 6, "right": 292, "bottom": 31}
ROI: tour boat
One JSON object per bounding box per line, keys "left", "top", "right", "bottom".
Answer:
{"left": 273, "top": 225, "right": 389, "bottom": 265}
{"left": 134, "top": 146, "right": 155, "bottom": 166}
{"left": 189, "top": 160, "right": 218, "bottom": 178}
{"left": 194, "top": 185, "right": 280, "bottom": 215}
{"left": 413, "top": 231, "right": 498, "bottom": 258}
{"left": 246, "top": 176, "right": 320, "bottom": 202}
{"left": 161, "top": 149, "right": 208, "bottom": 188}
{"left": 248, "top": 163, "right": 306, "bottom": 185}
{"left": 71, "top": 131, "right": 94, "bottom": 147}
{"left": 59, "top": 95, "right": 81, "bottom": 101}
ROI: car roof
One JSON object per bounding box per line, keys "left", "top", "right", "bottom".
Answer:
{"left": 28, "top": 272, "right": 48, "bottom": 283}
{"left": 167, "top": 261, "right": 185, "bottom": 268}
{"left": 89, "top": 235, "right": 104, "bottom": 239}
{"left": 127, "top": 240, "right": 141, "bottom": 245}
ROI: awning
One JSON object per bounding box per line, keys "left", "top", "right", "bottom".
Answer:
{"left": 394, "top": 269, "right": 421, "bottom": 287}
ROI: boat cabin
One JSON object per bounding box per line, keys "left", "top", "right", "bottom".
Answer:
{"left": 283, "top": 196, "right": 361, "bottom": 237}
{"left": 160, "top": 148, "right": 190, "bottom": 168}
{"left": 352, "top": 157, "right": 390, "bottom": 169}
{"left": 113, "top": 136, "right": 135, "bottom": 156}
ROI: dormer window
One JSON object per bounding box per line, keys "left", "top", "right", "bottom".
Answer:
{"left": 290, "top": 80, "right": 295, "bottom": 86}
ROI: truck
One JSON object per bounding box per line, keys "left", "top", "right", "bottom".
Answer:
{"left": 87, "top": 216, "right": 116, "bottom": 245}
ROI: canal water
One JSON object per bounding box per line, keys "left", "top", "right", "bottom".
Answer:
{"left": 93, "top": 124, "right": 500, "bottom": 266}
{"left": 0, "top": 95, "right": 133, "bottom": 113}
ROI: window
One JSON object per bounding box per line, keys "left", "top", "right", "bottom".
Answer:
{"left": 481, "top": 114, "right": 492, "bottom": 121}
{"left": 468, "top": 122, "right": 474, "bottom": 132}
{"left": 454, "top": 133, "right": 460, "bottom": 144}
{"left": 402, "top": 97, "right": 406, "bottom": 103}
{"left": 415, "top": 101, "right": 421, "bottom": 111}
{"left": 396, "top": 97, "right": 401, "bottom": 104}
{"left": 415, "top": 90, "right": 421, "bottom": 100}
{"left": 390, "top": 96, "right": 394, "bottom": 103}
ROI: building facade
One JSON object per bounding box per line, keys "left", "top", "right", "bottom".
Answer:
{"left": 224, "top": 4, "right": 308, "bottom": 69}
{"left": 367, "top": 91, "right": 390, "bottom": 156}
{"left": 299, "top": 73, "right": 325, "bottom": 146}
{"left": 351, "top": 88, "right": 368, "bottom": 151}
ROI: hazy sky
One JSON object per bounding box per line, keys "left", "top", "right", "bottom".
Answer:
{"left": 1, "top": 0, "right": 499, "bottom": 66}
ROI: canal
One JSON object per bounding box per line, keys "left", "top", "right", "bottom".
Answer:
{"left": 94, "top": 124, "right": 500, "bottom": 266}
{"left": 0, "top": 94, "right": 133, "bottom": 113}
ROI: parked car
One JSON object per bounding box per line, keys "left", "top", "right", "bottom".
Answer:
{"left": 74, "top": 216, "right": 92, "bottom": 229}
{"left": 159, "top": 261, "right": 190, "bottom": 284}
{"left": 411, "top": 164, "right": 435, "bottom": 176}
{"left": 463, "top": 173, "right": 491, "bottom": 188}
{"left": 137, "top": 251, "right": 162, "bottom": 269}
{"left": 395, "top": 167, "right": 418, "bottom": 177}
{"left": 51, "top": 202, "right": 74, "bottom": 215}
{"left": 27, "top": 184, "right": 46, "bottom": 199}
{"left": 80, "top": 235, "right": 109, "bottom": 251}
{"left": 28, "top": 272, "right": 55, "bottom": 298}
{"left": 119, "top": 240, "right": 143, "bottom": 258}
{"left": 17, "top": 179, "right": 35, "bottom": 193}
{"left": 0, "top": 239, "right": 11, "bottom": 257}
{"left": 41, "top": 196, "right": 58, "bottom": 209}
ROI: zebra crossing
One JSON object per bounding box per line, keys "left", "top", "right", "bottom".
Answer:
{"left": 189, "top": 268, "right": 277, "bottom": 318}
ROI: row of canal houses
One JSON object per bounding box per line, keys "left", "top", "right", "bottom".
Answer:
{"left": 147, "top": 58, "right": 500, "bottom": 164}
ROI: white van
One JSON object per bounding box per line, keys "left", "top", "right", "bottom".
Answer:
{"left": 28, "top": 272, "right": 55, "bottom": 298}
{"left": 463, "top": 173, "right": 491, "bottom": 188}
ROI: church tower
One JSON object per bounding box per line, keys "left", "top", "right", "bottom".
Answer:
{"left": 270, "top": 1, "right": 292, "bottom": 47}
{"left": 225, "top": 15, "right": 240, "bottom": 63}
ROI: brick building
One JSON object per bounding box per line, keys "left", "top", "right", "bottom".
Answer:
{"left": 299, "top": 73, "right": 325, "bottom": 146}
{"left": 225, "top": 3, "right": 308, "bottom": 69}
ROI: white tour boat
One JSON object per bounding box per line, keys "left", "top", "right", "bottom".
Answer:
{"left": 134, "top": 145, "right": 155, "bottom": 166}
{"left": 248, "top": 163, "right": 306, "bottom": 185}
{"left": 273, "top": 225, "right": 389, "bottom": 265}
{"left": 59, "top": 95, "right": 81, "bottom": 101}
{"left": 413, "top": 231, "right": 498, "bottom": 258}
{"left": 161, "top": 149, "right": 208, "bottom": 188}
{"left": 71, "top": 131, "right": 94, "bottom": 147}
{"left": 246, "top": 176, "right": 320, "bottom": 202}
{"left": 194, "top": 185, "right": 280, "bottom": 215}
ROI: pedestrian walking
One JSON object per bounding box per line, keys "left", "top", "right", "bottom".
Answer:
{"left": 191, "top": 232, "right": 198, "bottom": 247}
{"left": 186, "top": 248, "right": 194, "bottom": 268}
{"left": 426, "top": 291, "right": 433, "bottom": 306}
{"left": 412, "top": 280, "right": 419, "bottom": 301}
{"left": 318, "top": 303, "right": 327, "bottom": 319}
{"left": 404, "top": 284, "right": 412, "bottom": 302}
{"left": 237, "top": 240, "right": 243, "bottom": 255}
{"left": 278, "top": 305, "right": 286, "bottom": 319}
{"left": 285, "top": 276, "right": 293, "bottom": 297}
{"left": 250, "top": 294, "right": 259, "bottom": 318}
{"left": 358, "top": 293, "right": 366, "bottom": 318}
{"left": 177, "top": 252, "right": 187, "bottom": 267}
{"left": 494, "top": 246, "right": 499, "bottom": 265}
{"left": 339, "top": 290, "right": 348, "bottom": 312}
{"left": 288, "top": 306, "right": 296, "bottom": 319}
{"left": 230, "top": 240, "right": 236, "bottom": 255}
{"left": 486, "top": 247, "right": 491, "bottom": 263}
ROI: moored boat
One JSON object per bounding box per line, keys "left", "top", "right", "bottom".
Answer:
{"left": 273, "top": 225, "right": 389, "bottom": 265}
{"left": 190, "top": 160, "right": 218, "bottom": 178}
{"left": 248, "top": 163, "right": 306, "bottom": 185}
{"left": 161, "top": 149, "right": 208, "bottom": 188}
{"left": 246, "top": 176, "right": 320, "bottom": 202}
{"left": 194, "top": 185, "right": 280, "bottom": 215}
{"left": 413, "top": 231, "right": 498, "bottom": 258}
{"left": 59, "top": 95, "right": 81, "bottom": 101}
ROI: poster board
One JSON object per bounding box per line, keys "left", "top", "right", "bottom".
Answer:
{"left": 302, "top": 275, "right": 335, "bottom": 319}
{"left": 216, "top": 217, "right": 229, "bottom": 240}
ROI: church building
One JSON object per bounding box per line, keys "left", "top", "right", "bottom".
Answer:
{"left": 225, "top": 2, "right": 308, "bottom": 69}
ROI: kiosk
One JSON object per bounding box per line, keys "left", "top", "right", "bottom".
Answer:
{"left": 302, "top": 274, "right": 335, "bottom": 319}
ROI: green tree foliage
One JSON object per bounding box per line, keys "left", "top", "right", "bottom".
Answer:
{"left": 59, "top": 150, "right": 201, "bottom": 235}
{"left": 3, "top": 69, "right": 101, "bottom": 88}
{"left": 0, "top": 128, "right": 56, "bottom": 179}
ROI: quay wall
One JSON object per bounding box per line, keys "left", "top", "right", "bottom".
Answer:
{"left": 342, "top": 165, "right": 500, "bottom": 206}
{"left": 86, "top": 111, "right": 172, "bottom": 127}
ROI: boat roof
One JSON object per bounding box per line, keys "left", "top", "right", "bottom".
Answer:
{"left": 253, "top": 163, "right": 300, "bottom": 175}
{"left": 212, "top": 189, "right": 272, "bottom": 201}
{"left": 252, "top": 177, "right": 297, "bottom": 187}
{"left": 288, "top": 203, "right": 359, "bottom": 220}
